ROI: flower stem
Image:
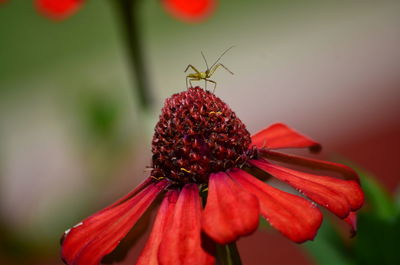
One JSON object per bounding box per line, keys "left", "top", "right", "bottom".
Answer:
{"left": 216, "top": 242, "right": 243, "bottom": 265}
{"left": 113, "top": 0, "right": 152, "bottom": 111}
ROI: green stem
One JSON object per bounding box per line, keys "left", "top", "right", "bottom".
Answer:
{"left": 113, "top": 0, "right": 152, "bottom": 111}
{"left": 216, "top": 242, "right": 243, "bottom": 265}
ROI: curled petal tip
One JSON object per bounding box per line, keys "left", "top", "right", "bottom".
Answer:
{"left": 309, "top": 143, "right": 322, "bottom": 153}
{"left": 344, "top": 211, "right": 358, "bottom": 238}
{"left": 251, "top": 123, "right": 321, "bottom": 152}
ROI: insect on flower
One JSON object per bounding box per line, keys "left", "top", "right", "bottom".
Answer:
{"left": 185, "top": 46, "right": 234, "bottom": 91}
{"left": 60, "top": 86, "right": 364, "bottom": 265}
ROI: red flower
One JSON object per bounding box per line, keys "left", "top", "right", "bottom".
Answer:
{"left": 161, "top": 0, "right": 216, "bottom": 23}
{"left": 35, "top": 0, "right": 83, "bottom": 21}
{"left": 34, "top": 0, "right": 216, "bottom": 22}
{"left": 61, "top": 87, "right": 364, "bottom": 265}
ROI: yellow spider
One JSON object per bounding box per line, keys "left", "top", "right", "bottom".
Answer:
{"left": 185, "top": 46, "right": 234, "bottom": 92}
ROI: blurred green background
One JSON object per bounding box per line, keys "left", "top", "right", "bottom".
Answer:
{"left": 1, "top": 0, "right": 399, "bottom": 264}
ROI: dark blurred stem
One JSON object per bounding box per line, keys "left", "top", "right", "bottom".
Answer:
{"left": 114, "top": 0, "right": 152, "bottom": 111}
{"left": 216, "top": 242, "right": 243, "bottom": 265}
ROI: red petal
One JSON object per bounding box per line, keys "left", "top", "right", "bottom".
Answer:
{"left": 261, "top": 150, "right": 360, "bottom": 182}
{"left": 102, "top": 177, "right": 153, "bottom": 211}
{"left": 61, "top": 180, "right": 168, "bottom": 265}
{"left": 136, "top": 190, "right": 179, "bottom": 265}
{"left": 158, "top": 184, "right": 214, "bottom": 265}
{"left": 251, "top": 123, "right": 321, "bottom": 153}
{"left": 202, "top": 172, "right": 259, "bottom": 244}
{"left": 161, "top": 0, "right": 216, "bottom": 23}
{"left": 344, "top": 211, "right": 358, "bottom": 237}
{"left": 251, "top": 159, "right": 364, "bottom": 218}
{"left": 230, "top": 169, "right": 322, "bottom": 243}
{"left": 35, "top": 0, "right": 83, "bottom": 21}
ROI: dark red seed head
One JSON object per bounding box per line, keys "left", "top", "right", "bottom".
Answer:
{"left": 151, "top": 87, "right": 254, "bottom": 184}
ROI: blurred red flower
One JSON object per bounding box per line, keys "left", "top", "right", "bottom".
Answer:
{"left": 33, "top": 0, "right": 216, "bottom": 22}
{"left": 35, "top": 0, "right": 83, "bottom": 21}
{"left": 161, "top": 0, "right": 216, "bottom": 23}
{"left": 61, "top": 87, "right": 364, "bottom": 265}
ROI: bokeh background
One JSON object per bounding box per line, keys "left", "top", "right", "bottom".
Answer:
{"left": 1, "top": 0, "right": 399, "bottom": 265}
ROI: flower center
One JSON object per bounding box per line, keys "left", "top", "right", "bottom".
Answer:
{"left": 151, "top": 87, "right": 253, "bottom": 184}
